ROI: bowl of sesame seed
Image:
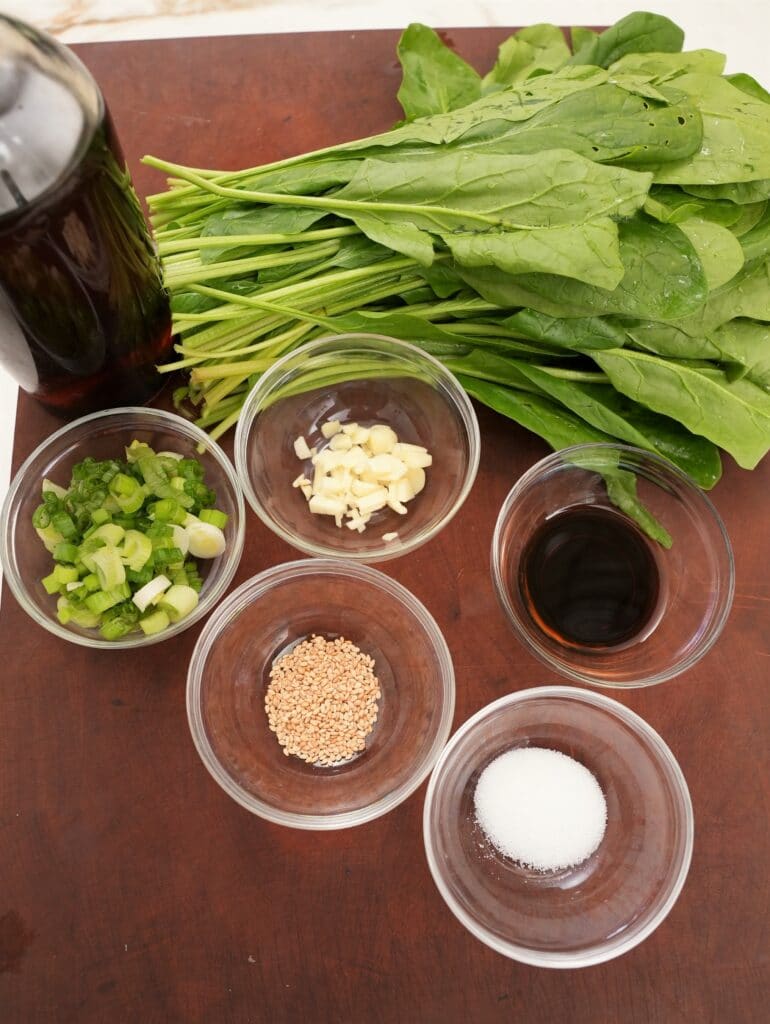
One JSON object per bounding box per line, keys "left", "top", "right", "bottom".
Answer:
{"left": 186, "top": 558, "right": 456, "bottom": 829}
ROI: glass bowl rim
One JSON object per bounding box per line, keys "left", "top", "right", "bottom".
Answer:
{"left": 186, "top": 556, "right": 457, "bottom": 830}
{"left": 0, "top": 405, "right": 246, "bottom": 649}
{"left": 490, "top": 442, "right": 736, "bottom": 688}
{"left": 233, "top": 332, "right": 481, "bottom": 563}
{"left": 422, "top": 684, "right": 695, "bottom": 968}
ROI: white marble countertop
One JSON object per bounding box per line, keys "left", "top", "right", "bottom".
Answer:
{"left": 1, "top": 0, "right": 769, "bottom": 511}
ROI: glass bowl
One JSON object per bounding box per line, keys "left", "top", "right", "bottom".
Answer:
{"left": 186, "top": 558, "right": 455, "bottom": 829}
{"left": 492, "top": 443, "right": 734, "bottom": 688}
{"left": 0, "top": 407, "right": 245, "bottom": 648}
{"left": 423, "top": 686, "right": 694, "bottom": 968}
{"left": 234, "top": 333, "right": 480, "bottom": 562}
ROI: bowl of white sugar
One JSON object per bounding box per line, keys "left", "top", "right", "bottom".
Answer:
{"left": 423, "top": 686, "right": 693, "bottom": 967}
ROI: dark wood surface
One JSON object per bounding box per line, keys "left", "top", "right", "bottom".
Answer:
{"left": 1, "top": 29, "right": 768, "bottom": 1024}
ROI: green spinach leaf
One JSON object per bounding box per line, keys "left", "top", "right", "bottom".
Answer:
{"left": 677, "top": 217, "right": 744, "bottom": 289}
{"left": 569, "top": 12, "right": 684, "bottom": 68}
{"left": 396, "top": 24, "right": 481, "bottom": 120}
{"left": 482, "top": 25, "right": 570, "bottom": 92}
{"left": 512, "top": 362, "right": 722, "bottom": 486}
{"left": 595, "top": 347, "right": 770, "bottom": 468}
{"left": 503, "top": 309, "right": 627, "bottom": 351}
{"left": 459, "top": 375, "right": 673, "bottom": 544}
{"left": 461, "top": 216, "right": 708, "bottom": 320}
{"left": 655, "top": 75, "right": 770, "bottom": 185}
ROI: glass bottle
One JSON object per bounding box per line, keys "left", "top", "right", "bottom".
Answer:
{"left": 0, "top": 14, "right": 172, "bottom": 416}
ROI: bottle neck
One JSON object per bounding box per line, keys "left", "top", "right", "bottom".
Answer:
{"left": 0, "top": 14, "right": 103, "bottom": 218}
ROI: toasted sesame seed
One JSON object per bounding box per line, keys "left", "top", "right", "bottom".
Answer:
{"left": 264, "top": 635, "right": 381, "bottom": 766}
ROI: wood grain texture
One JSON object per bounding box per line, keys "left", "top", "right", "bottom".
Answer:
{"left": 1, "top": 29, "right": 768, "bottom": 1024}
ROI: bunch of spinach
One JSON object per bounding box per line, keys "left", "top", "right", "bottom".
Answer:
{"left": 144, "top": 10, "right": 770, "bottom": 496}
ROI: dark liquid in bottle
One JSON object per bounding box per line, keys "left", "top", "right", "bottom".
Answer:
{"left": 519, "top": 505, "right": 660, "bottom": 649}
{"left": 0, "top": 110, "right": 172, "bottom": 416}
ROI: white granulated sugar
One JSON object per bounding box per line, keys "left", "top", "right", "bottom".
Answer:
{"left": 474, "top": 746, "right": 607, "bottom": 871}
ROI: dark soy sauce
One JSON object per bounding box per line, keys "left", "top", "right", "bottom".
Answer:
{"left": 0, "top": 16, "right": 172, "bottom": 416}
{"left": 519, "top": 505, "right": 660, "bottom": 649}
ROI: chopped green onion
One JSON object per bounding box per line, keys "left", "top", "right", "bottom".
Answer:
{"left": 109, "top": 472, "right": 139, "bottom": 497}
{"left": 132, "top": 574, "right": 172, "bottom": 612}
{"left": 52, "top": 564, "right": 79, "bottom": 585}
{"left": 137, "top": 455, "right": 194, "bottom": 508}
{"left": 186, "top": 519, "right": 226, "bottom": 558}
{"left": 52, "top": 542, "right": 80, "bottom": 564}
{"left": 120, "top": 530, "right": 153, "bottom": 571}
{"left": 42, "top": 478, "right": 68, "bottom": 499}
{"left": 139, "top": 608, "right": 170, "bottom": 635}
{"left": 90, "top": 523, "right": 126, "bottom": 547}
{"left": 33, "top": 438, "right": 225, "bottom": 639}
{"left": 52, "top": 512, "right": 77, "bottom": 539}
{"left": 149, "top": 498, "right": 187, "bottom": 524}
{"left": 57, "top": 596, "right": 100, "bottom": 628}
{"left": 158, "top": 584, "right": 199, "bottom": 623}
{"left": 32, "top": 504, "right": 51, "bottom": 529}
{"left": 85, "top": 587, "right": 130, "bottom": 615}
{"left": 198, "top": 508, "right": 229, "bottom": 529}
{"left": 42, "top": 572, "right": 61, "bottom": 595}
{"left": 125, "top": 440, "right": 154, "bottom": 463}
{"left": 90, "top": 546, "right": 127, "bottom": 590}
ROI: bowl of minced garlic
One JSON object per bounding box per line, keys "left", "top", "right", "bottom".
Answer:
{"left": 186, "top": 558, "right": 455, "bottom": 829}
{"left": 234, "top": 333, "right": 480, "bottom": 563}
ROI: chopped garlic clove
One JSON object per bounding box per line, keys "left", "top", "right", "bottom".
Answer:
{"left": 391, "top": 477, "right": 415, "bottom": 503}
{"left": 329, "top": 432, "right": 353, "bottom": 452}
{"left": 346, "top": 513, "right": 369, "bottom": 531}
{"left": 406, "top": 466, "right": 426, "bottom": 496}
{"left": 321, "top": 420, "right": 342, "bottom": 439}
{"left": 343, "top": 445, "right": 369, "bottom": 474}
{"left": 393, "top": 442, "right": 432, "bottom": 469}
{"left": 295, "top": 417, "right": 431, "bottom": 534}
{"left": 367, "top": 454, "right": 407, "bottom": 481}
{"left": 351, "top": 479, "right": 381, "bottom": 498}
{"left": 382, "top": 532, "right": 399, "bottom": 542}
{"left": 317, "top": 475, "right": 345, "bottom": 496}
{"left": 355, "top": 487, "right": 389, "bottom": 515}
{"left": 293, "top": 435, "right": 312, "bottom": 460}
{"left": 331, "top": 466, "right": 353, "bottom": 491}
{"left": 313, "top": 449, "right": 338, "bottom": 474}
{"left": 367, "top": 424, "right": 398, "bottom": 455}
{"left": 308, "top": 494, "right": 347, "bottom": 517}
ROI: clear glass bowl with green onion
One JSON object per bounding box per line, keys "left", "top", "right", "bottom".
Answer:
{"left": 0, "top": 407, "right": 245, "bottom": 647}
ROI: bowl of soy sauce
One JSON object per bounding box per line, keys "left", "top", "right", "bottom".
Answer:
{"left": 492, "top": 444, "right": 734, "bottom": 688}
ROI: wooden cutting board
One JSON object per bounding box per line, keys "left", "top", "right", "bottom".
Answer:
{"left": 1, "top": 28, "right": 768, "bottom": 1024}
